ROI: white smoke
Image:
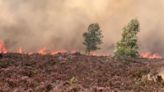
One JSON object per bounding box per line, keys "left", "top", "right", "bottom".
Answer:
{"left": 0, "top": 0, "right": 164, "bottom": 55}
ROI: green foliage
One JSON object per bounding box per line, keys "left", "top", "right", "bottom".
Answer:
{"left": 83, "top": 23, "right": 103, "bottom": 55}
{"left": 114, "top": 19, "right": 140, "bottom": 58}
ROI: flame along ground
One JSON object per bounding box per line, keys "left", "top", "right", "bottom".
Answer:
{"left": 0, "top": 39, "right": 7, "bottom": 54}
{"left": 0, "top": 39, "right": 162, "bottom": 59}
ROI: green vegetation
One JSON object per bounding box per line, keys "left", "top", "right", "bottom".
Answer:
{"left": 83, "top": 23, "right": 103, "bottom": 55}
{"left": 114, "top": 19, "right": 140, "bottom": 58}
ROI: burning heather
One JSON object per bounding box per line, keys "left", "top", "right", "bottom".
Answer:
{"left": 140, "top": 52, "right": 162, "bottom": 59}
{"left": 0, "top": 38, "right": 162, "bottom": 59}
{"left": 0, "top": 39, "right": 7, "bottom": 53}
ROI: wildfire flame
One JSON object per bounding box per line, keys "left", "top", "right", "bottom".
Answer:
{"left": 38, "top": 48, "right": 67, "bottom": 55}
{"left": 50, "top": 50, "right": 66, "bottom": 55}
{"left": 140, "top": 52, "right": 162, "bottom": 59}
{"left": 90, "top": 52, "right": 111, "bottom": 56}
{"left": 0, "top": 39, "right": 8, "bottom": 53}
{"left": 38, "top": 47, "right": 47, "bottom": 55}
{"left": 17, "top": 47, "right": 24, "bottom": 54}
{"left": 0, "top": 39, "right": 162, "bottom": 59}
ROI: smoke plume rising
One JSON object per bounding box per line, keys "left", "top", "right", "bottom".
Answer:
{"left": 0, "top": 0, "right": 164, "bottom": 55}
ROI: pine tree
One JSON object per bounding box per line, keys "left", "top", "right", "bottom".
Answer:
{"left": 114, "top": 19, "right": 140, "bottom": 58}
{"left": 83, "top": 23, "right": 103, "bottom": 55}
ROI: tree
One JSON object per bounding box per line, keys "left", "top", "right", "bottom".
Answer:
{"left": 114, "top": 19, "right": 140, "bottom": 58}
{"left": 83, "top": 23, "right": 103, "bottom": 55}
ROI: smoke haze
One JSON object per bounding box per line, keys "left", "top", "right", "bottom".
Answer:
{"left": 0, "top": 0, "right": 164, "bottom": 55}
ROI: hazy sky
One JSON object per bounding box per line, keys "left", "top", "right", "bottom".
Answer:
{"left": 0, "top": 0, "right": 164, "bottom": 55}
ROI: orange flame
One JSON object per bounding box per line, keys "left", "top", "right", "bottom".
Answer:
{"left": 90, "top": 52, "right": 110, "bottom": 56}
{"left": 38, "top": 47, "right": 47, "bottom": 55}
{"left": 28, "top": 52, "right": 33, "bottom": 55}
{"left": 0, "top": 39, "right": 8, "bottom": 53}
{"left": 140, "top": 52, "right": 162, "bottom": 59}
{"left": 50, "top": 50, "right": 66, "bottom": 55}
{"left": 0, "top": 39, "right": 163, "bottom": 59}
{"left": 17, "top": 47, "right": 24, "bottom": 54}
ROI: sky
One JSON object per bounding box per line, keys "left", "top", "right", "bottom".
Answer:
{"left": 0, "top": 0, "right": 164, "bottom": 55}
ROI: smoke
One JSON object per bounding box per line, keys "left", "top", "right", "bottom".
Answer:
{"left": 0, "top": 0, "right": 164, "bottom": 55}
